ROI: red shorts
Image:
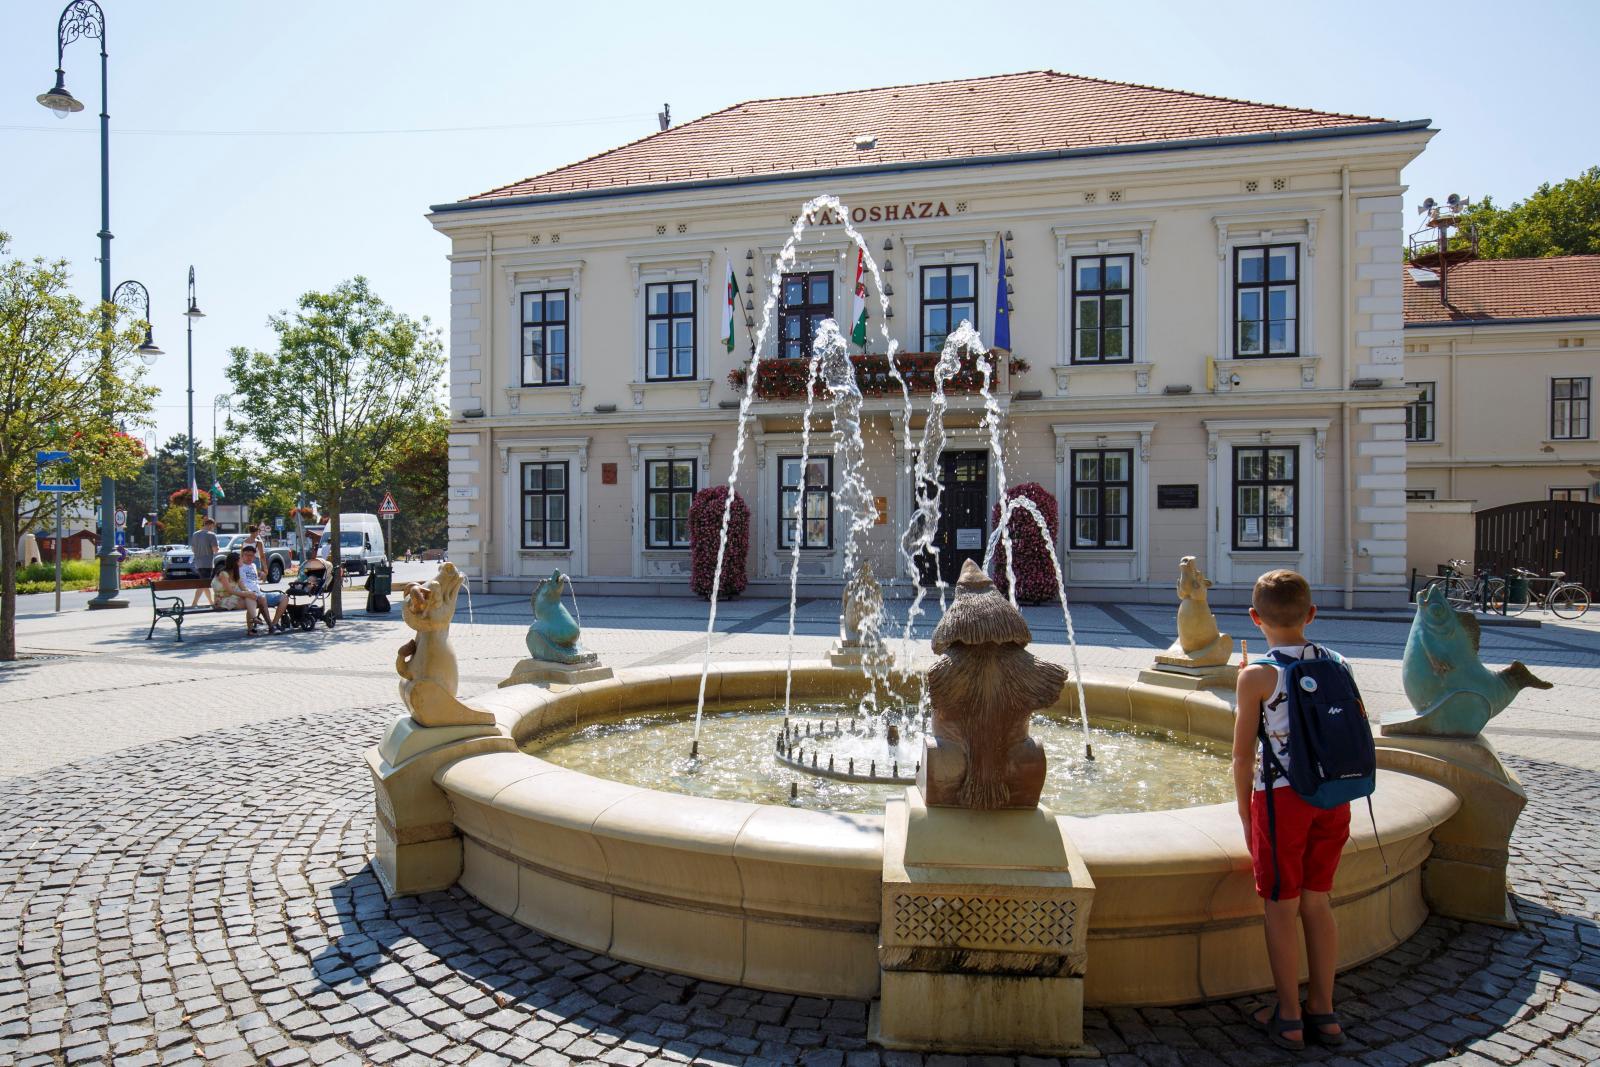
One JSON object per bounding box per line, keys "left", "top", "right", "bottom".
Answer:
{"left": 1250, "top": 786, "right": 1350, "bottom": 900}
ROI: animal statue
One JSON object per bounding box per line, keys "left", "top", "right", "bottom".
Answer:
{"left": 525, "top": 570, "right": 594, "bottom": 665}
{"left": 921, "top": 559, "right": 1068, "bottom": 809}
{"left": 1382, "top": 583, "right": 1552, "bottom": 737}
{"left": 395, "top": 562, "right": 495, "bottom": 728}
{"left": 839, "top": 562, "right": 884, "bottom": 647}
{"left": 1154, "top": 556, "right": 1231, "bottom": 668}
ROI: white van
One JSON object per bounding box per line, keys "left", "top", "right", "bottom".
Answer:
{"left": 308, "top": 513, "right": 387, "bottom": 575}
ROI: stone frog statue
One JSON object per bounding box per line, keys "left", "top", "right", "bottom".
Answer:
{"left": 395, "top": 562, "right": 495, "bottom": 728}
{"left": 922, "top": 559, "right": 1068, "bottom": 810}
{"left": 525, "top": 570, "right": 595, "bottom": 665}
{"left": 1382, "top": 582, "right": 1552, "bottom": 737}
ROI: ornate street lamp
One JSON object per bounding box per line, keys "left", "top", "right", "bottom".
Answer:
{"left": 37, "top": 1, "right": 130, "bottom": 607}
{"left": 113, "top": 279, "right": 164, "bottom": 364}
{"left": 184, "top": 266, "right": 206, "bottom": 536}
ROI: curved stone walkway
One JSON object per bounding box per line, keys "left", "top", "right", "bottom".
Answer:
{"left": 1, "top": 709, "right": 1598, "bottom": 1067}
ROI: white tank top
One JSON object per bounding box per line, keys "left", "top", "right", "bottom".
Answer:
{"left": 1254, "top": 644, "right": 1319, "bottom": 791}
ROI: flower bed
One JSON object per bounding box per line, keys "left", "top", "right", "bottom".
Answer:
{"left": 990, "top": 482, "right": 1061, "bottom": 605}
{"left": 729, "top": 349, "right": 1028, "bottom": 401}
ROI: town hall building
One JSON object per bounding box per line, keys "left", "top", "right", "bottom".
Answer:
{"left": 428, "top": 71, "right": 1432, "bottom": 606}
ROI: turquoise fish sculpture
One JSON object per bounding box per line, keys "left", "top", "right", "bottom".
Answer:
{"left": 1381, "top": 583, "right": 1552, "bottom": 737}
{"left": 525, "top": 569, "right": 594, "bottom": 665}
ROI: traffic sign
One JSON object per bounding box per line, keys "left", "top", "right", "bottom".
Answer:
{"left": 115, "top": 508, "right": 127, "bottom": 529}
{"left": 35, "top": 451, "right": 79, "bottom": 493}
{"left": 378, "top": 492, "right": 399, "bottom": 517}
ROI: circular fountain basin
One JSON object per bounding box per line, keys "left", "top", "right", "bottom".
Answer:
{"left": 434, "top": 661, "right": 1460, "bottom": 1006}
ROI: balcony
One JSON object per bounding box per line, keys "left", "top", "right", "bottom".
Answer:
{"left": 731, "top": 349, "right": 1027, "bottom": 402}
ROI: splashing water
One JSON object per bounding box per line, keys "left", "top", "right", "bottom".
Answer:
{"left": 559, "top": 572, "right": 582, "bottom": 634}
{"left": 781, "top": 351, "right": 824, "bottom": 717}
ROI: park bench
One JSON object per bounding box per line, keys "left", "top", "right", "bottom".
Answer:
{"left": 146, "top": 579, "right": 251, "bottom": 642}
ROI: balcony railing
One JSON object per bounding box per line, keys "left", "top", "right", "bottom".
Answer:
{"left": 731, "top": 349, "right": 1027, "bottom": 401}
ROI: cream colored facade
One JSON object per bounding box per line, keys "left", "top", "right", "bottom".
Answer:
{"left": 428, "top": 125, "right": 1432, "bottom": 606}
{"left": 1403, "top": 324, "right": 1598, "bottom": 506}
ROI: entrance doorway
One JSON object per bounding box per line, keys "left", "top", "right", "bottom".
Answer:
{"left": 917, "top": 450, "right": 989, "bottom": 585}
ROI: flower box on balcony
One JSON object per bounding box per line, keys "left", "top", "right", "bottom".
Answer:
{"left": 729, "top": 349, "right": 1027, "bottom": 401}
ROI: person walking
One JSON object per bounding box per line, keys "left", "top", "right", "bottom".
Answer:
{"left": 189, "top": 518, "right": 219, "bottom": 607}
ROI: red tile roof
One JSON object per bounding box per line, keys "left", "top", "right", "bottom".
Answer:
{"left": 1404, "top": 256, "right": 1600, "bottom": 325}
{"left": 461, "top": 70, "right": 1402, "bottom": 203}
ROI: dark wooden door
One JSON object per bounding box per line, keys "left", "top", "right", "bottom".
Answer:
{"left": 1475, "top": 499, "right": 1600, "bottom": 591}
{"left": 928, "top": 450, "right": 989, "bottom": 584}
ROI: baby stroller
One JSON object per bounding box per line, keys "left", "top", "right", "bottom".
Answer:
{"left": 284, "top": 560, "right": 339, "bottom": 631}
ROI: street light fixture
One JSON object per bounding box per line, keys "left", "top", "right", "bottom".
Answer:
{"left": 38, "top": 1, "right": 128, "bottom": 607}
{"left": 113, "top": 279, "right": 163, "bottom": 365}
{"left": 183, "top": 266, "right": 206, "bottom": 537}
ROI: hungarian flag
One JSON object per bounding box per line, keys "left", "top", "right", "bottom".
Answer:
{"left": 720, "top": 253, "right": 737, "bottom": 353}
{"left": 850, "top": 247, "right": 868, "bottom": 347}
{"left": 211, "top": 478, "right": 225, "bottom": 501}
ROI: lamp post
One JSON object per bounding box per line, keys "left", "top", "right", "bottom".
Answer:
{"left": 144, "top": 430, "right": 158, "bottom": 547}
{"left": 184, "top": 266, "right": 205, "bottom": 537}
{"left": 37, "top": 0, "right": 130, "bottom": 607}
{"left": 212, "top": 393, "right": 230, "bottom": 507}
{"left": 111, "top": 279, "right": 162, "bottom": 560}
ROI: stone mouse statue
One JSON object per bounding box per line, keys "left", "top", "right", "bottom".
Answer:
{"left": 921, "top": 559, "right": 1068, "bottom": 810}
{"left": 1381, "top": 582, "right": 1552, "bottom": 737}
{"left": 1153, "top": 555, "right": 1231, "bottom": 670}
{"left": 395, "top": 562, "right": 495, "bottom": 728}
{"left": 525, "top": 569, "right": 594, "bottom": 665}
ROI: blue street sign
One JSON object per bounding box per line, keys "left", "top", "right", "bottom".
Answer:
{"left": 114, "top": 530, "right": 126, "bottom": 548}
{"left": 36, "top": 451, "right": 80, "bottom": 493}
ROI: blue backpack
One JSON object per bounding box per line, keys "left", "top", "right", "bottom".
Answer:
{"left": 1259, "top": 645, "right": 1379, "bottom": 900}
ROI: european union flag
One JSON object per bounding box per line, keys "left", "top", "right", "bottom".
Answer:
{"left": 994, "top": 237, "right": 1011, "bottom": 350}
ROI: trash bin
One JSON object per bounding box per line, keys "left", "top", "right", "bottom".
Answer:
{"left": 365, "top": 560, "right": 393, "bottom": 614}
{"left": 1507, "top": 573, "right": 1529, "bottom": 607}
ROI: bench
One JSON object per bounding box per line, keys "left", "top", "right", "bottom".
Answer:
{"left": 147, "top": 579, "right": 251, "bottom": 642}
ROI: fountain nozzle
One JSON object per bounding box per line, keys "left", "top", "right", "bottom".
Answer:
{"left": 690, "top": 739, "right": 699, "bottom": 759}
{"left": 1084, "top": 742, "right": 1095, "bottom": 762}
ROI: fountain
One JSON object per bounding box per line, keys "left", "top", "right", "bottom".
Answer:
{"left": 363, "top": 196, "right": 1533, "bottom": 1047}
{"left": 502, "top": 569, "right": 613, "bottom": 687}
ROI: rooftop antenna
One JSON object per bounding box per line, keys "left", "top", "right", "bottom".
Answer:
{"left": 658, "top": 103, "right": 671, "bottom": 131}
{"left": 1412, "top": 193, "right": 1472, "bottom": 306}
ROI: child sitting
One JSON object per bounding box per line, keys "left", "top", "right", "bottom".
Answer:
{"left": 1232, "top": 569, "right": 1353, "bottom": 1051}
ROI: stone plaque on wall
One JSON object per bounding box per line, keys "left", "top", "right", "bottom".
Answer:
{"left": 601, "top": 463, "right": 618, "bottom": 485}
{"left": 1157, "top": 484, "right": 1200, "bottom": 509}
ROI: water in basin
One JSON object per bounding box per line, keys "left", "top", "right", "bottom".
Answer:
{"left": 530, "top": 700, "right": 1233, "bottom": 815}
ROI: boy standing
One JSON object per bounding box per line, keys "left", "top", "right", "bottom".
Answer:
{"left": 1232, "top": 569, "right": 1350, "bottom": 1051}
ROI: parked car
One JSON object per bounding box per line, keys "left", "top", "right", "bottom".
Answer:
{"left": 305, "top": 515, "right": 387, "bottom": 576}
{"left": 163, "top": 533, "right": 293, "bottom": 583}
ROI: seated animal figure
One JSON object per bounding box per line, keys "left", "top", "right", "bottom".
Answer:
{"left": 525, "top": 569, "right": 595, "bottom": 665}
{"left": 396, "top": 562, "right": 496, "bottom": 728}
{"left": 1382, "top": 583, "right": 1552, "bottom": 737}
{"left": 1154, "top": 556, "right": 1231, "bottom": 669}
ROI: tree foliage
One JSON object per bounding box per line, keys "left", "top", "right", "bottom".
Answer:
{"left": 1461, "top": 166, "right": 1600, "bottom": 259}
{"left": 0, "top": 232, "right": 155, "bottom": 659}
{"left": 225, "top": 277, "right": 444, "bottom": 613}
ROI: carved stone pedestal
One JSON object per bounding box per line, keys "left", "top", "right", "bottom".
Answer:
{"left": 499, "top": 657, "right": 614, "bottom": 688}
{"left": 873, "top": 788, "right": 1095, "bottom": 1055}
{"left": 1374, "top": 732, "right": 1525, "bottom": 927}
{"left": 1138, "top": 663, "right": 1238, "bottom": 691}
{"left": 366, "top": 715, "right": 514, "bottom": 897}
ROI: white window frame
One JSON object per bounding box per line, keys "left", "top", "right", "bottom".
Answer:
{"left": 754, "top": 431, "right": 842, "bottom": 580}
{"left": 1051, "top": 221, "right": 1154, "bottom": 396}
{"left": 1051, "top": 422, "right": 1152, "bottom": 586}
{"left": 1203, "top": 418, "right": 1328, "bottom": 589}
{"left": 1211, "top": 210, "right": 1322, "bottom": 390}
{"left": 499, "top": 259, "right": 585, "bottom": 413}
{"left": 627, "top": 434, "right": 713, "bottom": 577}
{"left": 628, "top": 253, "right": 713, "bottom": 407}
{"left": 496, "top": 437, "right": 589, "bottom": 577}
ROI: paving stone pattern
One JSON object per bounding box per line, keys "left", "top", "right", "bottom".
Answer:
{"left": 2, "top": 710, "right": 1599, "bottom": 1066}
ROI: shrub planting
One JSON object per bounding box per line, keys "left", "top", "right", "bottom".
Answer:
{"left": 989, "top": 482, "right": 1061, "bottom": 605}
{"left": 688, "top": 485, "right": 749, "bottom": 599}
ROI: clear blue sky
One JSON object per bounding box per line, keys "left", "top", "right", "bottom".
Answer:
{"left": 3, "top": 0, "right": 1594, "bottom": 448}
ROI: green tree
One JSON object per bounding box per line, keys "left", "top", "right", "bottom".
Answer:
{"left": 344, "top": 412, "right": 448, "bottom": 555}
{"left": 1461, "top": 166, "right": 1600, "bottom": 259}
{"left": 226, "top": 277, "right": 444, "bottom": 615}
{"left": 0, "top": 233, "right": 154, "bottom": 659}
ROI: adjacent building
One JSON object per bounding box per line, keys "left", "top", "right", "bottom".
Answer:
{"left": 428, "top": 71, "right": 1432, "bottom": 606}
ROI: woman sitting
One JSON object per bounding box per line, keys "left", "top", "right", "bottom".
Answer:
{"left": 211, "top": 551, "right": 262, "bottom": 634}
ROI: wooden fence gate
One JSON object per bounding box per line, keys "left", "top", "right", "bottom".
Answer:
{"left": 1475, "top": 499, "right": 1600, "bottom": 591}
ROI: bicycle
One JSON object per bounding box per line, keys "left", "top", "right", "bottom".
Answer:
{"left": 1417, "top": 560, "right": 1507, "bottom": 614}
{"left": 1502, "top": 567, "right": 1591, "bottom": 620}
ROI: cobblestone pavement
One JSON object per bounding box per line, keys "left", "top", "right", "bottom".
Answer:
{"left": 2, "top": 709, "right": 1600, "bottom": 1067}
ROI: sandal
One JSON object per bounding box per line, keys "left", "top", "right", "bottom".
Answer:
{"left": 1250, "top": 1004, "right": 1305, "bottom": 1051}
{"left": 1302, "top": 1007, "right": 1345, "bottom": 1046}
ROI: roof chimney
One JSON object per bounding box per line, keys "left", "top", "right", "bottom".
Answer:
{"left": 658, "top": 103, "right": 671, "bottom": 131}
